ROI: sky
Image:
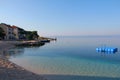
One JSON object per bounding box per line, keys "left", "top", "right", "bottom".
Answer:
{"left": 0, "top": 0, "right": 120, "bottom": 36}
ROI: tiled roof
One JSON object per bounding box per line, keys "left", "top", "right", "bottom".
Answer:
{"left": 11, "top": 25, "right": 18, "bottom": 28}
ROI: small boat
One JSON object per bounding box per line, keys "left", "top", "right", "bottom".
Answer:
{"left": 96, "top": 47, "right": 118, "bottom": 52}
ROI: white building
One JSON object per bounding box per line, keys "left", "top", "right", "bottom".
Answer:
{"left": 0, "top": 23, "right": 15, "bottom": 40}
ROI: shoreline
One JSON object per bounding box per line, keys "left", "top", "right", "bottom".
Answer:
{"left": 0, "top": 41, "right": 47, "bottom": 80}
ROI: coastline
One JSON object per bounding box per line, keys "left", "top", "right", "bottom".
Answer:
{"left": 0, "top": 41, "right": 47, "bottom": 80}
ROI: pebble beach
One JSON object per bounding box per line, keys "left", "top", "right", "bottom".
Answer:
{"left": 0, "top": 41, "right": 47, "bottom": 80}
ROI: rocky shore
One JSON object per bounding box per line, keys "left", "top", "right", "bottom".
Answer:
{"left": 0, "top": 41, "right": 47, "bottom": 80}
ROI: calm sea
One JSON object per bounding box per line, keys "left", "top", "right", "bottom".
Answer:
{"left": 8, "top": 36, "right": 120, "bottom": 80}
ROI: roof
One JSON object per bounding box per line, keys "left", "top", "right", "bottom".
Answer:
{"left": 11, "top": 25, "right": 18, "bottom": 28}
{"left": 0, "top": 23, "right": 13, "bottom": 28}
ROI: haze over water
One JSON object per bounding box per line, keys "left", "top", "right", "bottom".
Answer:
{"left": 9, "top": 36, "right": 120, "bottom": 80}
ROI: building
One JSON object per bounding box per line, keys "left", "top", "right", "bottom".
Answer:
{"left": 12, "top": 25, "right": 26, "bottom": 40}
{"left": 0, "top": 23, "right": 39, "bottom": 40}
{"left": 18, "top": 27, "right": 26, "bottom": 40}
{"left": 11, "top": 25, "right": 19, "bottom": 39}
{"left": 0, "top": 23, "right": 15, "bottom": 40}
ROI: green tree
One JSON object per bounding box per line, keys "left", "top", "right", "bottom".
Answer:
{"left": 25, "top": 31, "right": 39, "bottom": 40}
{"left": 32, "top": 31, "right": 39, "bottom": 39}
{"left": 0, "top": 27, "right": 5, "bottom": 39}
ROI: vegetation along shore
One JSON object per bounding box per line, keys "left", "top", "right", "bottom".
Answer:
{"left": 0, "top": 23, "right": 56, "bottom": 80}
{"left": 0, "top": 41, "right": 48, "bottom": 80}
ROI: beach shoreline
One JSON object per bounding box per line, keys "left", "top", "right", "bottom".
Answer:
{"left": 0, "top": 41, "right": 47, "bottom": 80}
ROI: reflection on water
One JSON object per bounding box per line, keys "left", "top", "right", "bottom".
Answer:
{"left": 0, "top": 43, "right": 45, "bottom": 58}
{"left": 4, "top": 37, "right": 120, "bottom": 79}
{"left": 0, "top": 48, "right": 24, "bottom": 59}
{"left": 96, "top": 51, "right": 117, "bottom": 54}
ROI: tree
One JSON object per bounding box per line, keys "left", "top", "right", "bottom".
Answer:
{"left": 25, "top": 31, "right": 39, "bottom": 40}
{"left": 0, "top": 27, "right": 5, "bottom": 39}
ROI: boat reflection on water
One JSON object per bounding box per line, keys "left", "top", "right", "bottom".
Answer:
{"left": 96, "top": 50, "right": 118, "bottom": 54}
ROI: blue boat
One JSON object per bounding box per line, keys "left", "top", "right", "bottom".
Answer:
{"left": 96, "top": 47, "right": 118, "bottom": 52}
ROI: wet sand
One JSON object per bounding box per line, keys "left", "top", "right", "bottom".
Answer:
{"left": 0, "top": 41, "right": 47, "bottom": 80}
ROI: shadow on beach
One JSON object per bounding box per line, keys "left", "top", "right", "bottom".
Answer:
{"left": 43, "top": 74, "right": 120, "bottom": 80}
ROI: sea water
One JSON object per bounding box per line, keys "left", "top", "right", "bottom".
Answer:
{"left": 8, "top": 36, "right": 120, "bottom": 80}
